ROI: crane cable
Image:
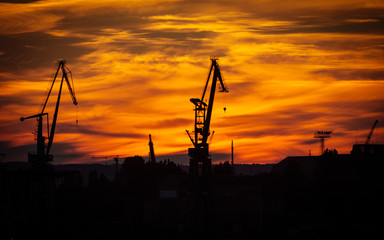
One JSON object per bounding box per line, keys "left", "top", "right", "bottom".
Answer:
{"left": 220, "top": 84, "right": 229, "bottom": 113}
{"left": 65, "top": 64, "right": 78, "bottom": 126}
{"left": 39, "top": 71, "right": 56, "bottom": 113}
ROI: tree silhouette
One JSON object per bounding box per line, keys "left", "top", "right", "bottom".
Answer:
{"left": 213, "top": 161, "right": 233, "bottom": 175}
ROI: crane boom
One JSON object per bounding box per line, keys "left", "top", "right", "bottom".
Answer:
{"left": 365, "top": 120, "right": 378, "bottom": 144}
{"left": 61, "top": 62, "right": 78, "bottom": 106}
{"left": 45, "top": 74, "right": 64, "bottom": 155}
{"left": 201, "top": 59, "right": 227, "bottom": 145}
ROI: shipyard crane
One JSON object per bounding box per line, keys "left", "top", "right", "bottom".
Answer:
{"left": 20, "top": 60, "right": 78, "bottom": 165}
{"left": 365, "top": 120, "right": 378, "bottom": 144}
{"left": 186, "top": 57, "right": 228, "bottom": 176}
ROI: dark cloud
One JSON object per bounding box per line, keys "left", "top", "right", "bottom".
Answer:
{"left": 57, "top": 12, "right": 147, "bottom": 34}
{"left": 0, "top": 141, "right": 34, "bottom": 162}
{"left": 218, "top": 110, "right": 327, "bottom": 141}
{"left": 1, "top": 2, "right": 383, "bottom": 76}
{"left": 0, "top": 6, "right": 220, "bottom": 74}
{"left": 299, "top": 139, "right": 319, "bottom": 145}
{"left": 219, "top": 109, "right": 324, "bottom": 130}
{"left": 211, "top": 152, "right": 231, "bottom": 163}
{"left": 224, "top": 81, "right": 258, "bottom": 98}
{"left": 0, "top": 94, "right": 30, "bottom": 108}
{"left": 1, "top": 118, "right": 33, "bottom": 136}
{"left": 312, "top": 99, "right": 384, "bottom": 116}
{"left": 250, "top": 8, "right": 384, "bottom": 35}
{"left": 256, "top": 54, "right": 310, "bottom": 64}
{"left": 234, "top": 129, "right": 287, "bottom": 138}
{"left": 137, "top": 30, "right": 214, "bottom": 41}
{"left": 0, "top": 0, "right": 38, "bottom": 3}
{"left": 0, "top": 87, "right": 48, "bottom": 112}
{"left": 220, "top": 100, "right": 384, "bottom": 142}
{"left": 332, "top": 116, "right": 384, "bottom": 132}
{"left": 96, "top": 31, "right": 219, "bottom": 58}
{"left": 56, "top": 123, "right": 146, "bottom": 139}
{"left": 137, "top": 117, "right": 192, "bottom": 129}
{"left": 311, "top": 37, "right": 384, "bottom": 52}
{"left": 312, "top": 69, "right": 384, "bottom": 80}
{"left": 0, "top": 140, "right": 77, "bottom": 162}
{"left": 136, "top": 30, "right": 217, "bottom": 55}
{"left": 0, "top": 32, "right": 93, "bottom": 72}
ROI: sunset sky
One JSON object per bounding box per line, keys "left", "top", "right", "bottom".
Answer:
{"left": 0, "top": 0, "right": 383, "bottom": 165}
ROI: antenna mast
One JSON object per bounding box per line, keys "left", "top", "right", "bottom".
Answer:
{"left": 314, "top": 131, "right": 332, "bottom": 155}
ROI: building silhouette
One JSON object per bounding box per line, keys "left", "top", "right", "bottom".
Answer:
{"left": 1, "top": 144, "right": 383, "bottom": 239}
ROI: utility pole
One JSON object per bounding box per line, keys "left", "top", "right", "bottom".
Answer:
{"left": 231, "top": 140, "right": 234, "bottom": 167}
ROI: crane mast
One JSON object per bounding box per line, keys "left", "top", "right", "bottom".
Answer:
{"left": 149, "top": 134, "right": 156, "bottom": 162}
{"left": 20, "top": 60, "right": 78, "bottom": 166}
{"left": 186, "top": 58, "right": 228, "bottom": 176}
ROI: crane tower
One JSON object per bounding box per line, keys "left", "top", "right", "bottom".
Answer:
{"left": 186, "top": 58, "right": 228, "bottom": 176}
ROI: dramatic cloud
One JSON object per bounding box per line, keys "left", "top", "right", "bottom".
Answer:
{"left": 312, "top": 69, "right": 384, "bottom": 80}
{"left": 1, "top": 0, "right": 383, "bottom": 164}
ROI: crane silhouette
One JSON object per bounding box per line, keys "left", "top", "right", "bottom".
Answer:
{"left": 20, "top": 60, "right": 78, "bottom": 166}
{"left": 186, "top": 58, "right": 228, "bottom": 176}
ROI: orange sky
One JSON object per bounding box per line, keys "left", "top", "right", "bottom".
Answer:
{"left": 0, "top": 0, "right": 383, "bottom": 165}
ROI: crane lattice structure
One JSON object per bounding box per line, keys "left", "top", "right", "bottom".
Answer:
{"left": 186, "top": 57, "right": 228, "bottom": 176}
{"left": 20, "top": 60, "right": 78, "bottom": 166}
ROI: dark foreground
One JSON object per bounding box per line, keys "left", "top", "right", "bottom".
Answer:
{"left": 1, "top": 152, "right": 383, "bottom": 240}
